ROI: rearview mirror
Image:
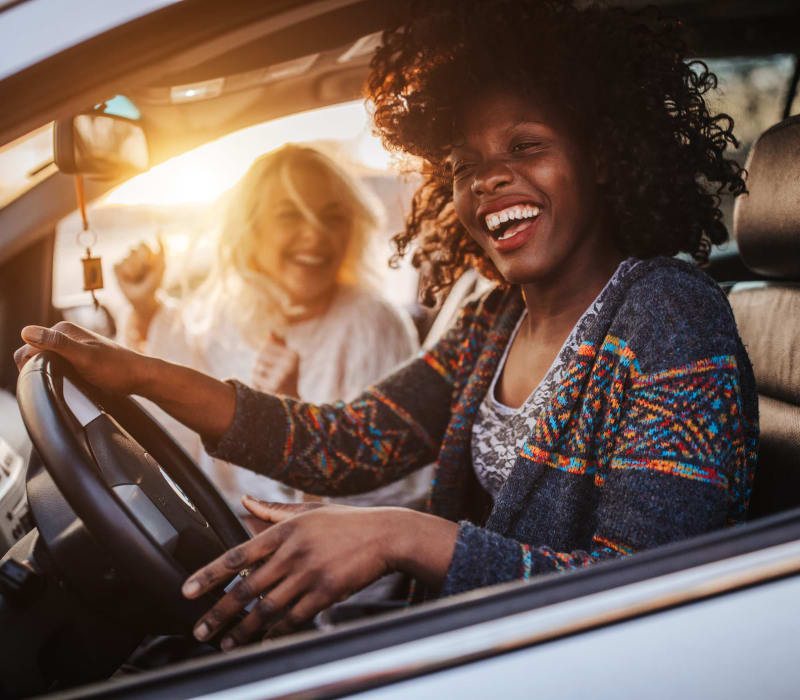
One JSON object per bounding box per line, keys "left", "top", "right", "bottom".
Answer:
{"left": 54, "top": 113, "right": 148, "bottom": 178}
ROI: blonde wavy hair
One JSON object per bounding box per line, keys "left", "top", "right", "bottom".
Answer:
{"left": 184, "top": 143, "right": 385, "bottom": 343}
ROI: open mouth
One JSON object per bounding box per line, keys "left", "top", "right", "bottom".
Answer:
{"left": 284, "top": 252, "right": 331, "bottom": 267}
{"left": 484, "top": 204, "right": 542, "bottom": 241}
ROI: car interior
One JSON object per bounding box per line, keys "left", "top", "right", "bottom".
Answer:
{"left": 0, "top": 0, "right": 799, "bottom": 697}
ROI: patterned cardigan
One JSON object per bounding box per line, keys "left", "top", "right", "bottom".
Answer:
{"left": 208, "top": 257, "right": 759, "bottom": 597}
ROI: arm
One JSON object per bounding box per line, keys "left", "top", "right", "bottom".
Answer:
{"left": 114, "top": 239, "right": 166, "bottom": 347}
{"left": 204, "top": 359, "right": 449, "bottom": 495}
{"left": 15, "top": 290, "right": 486, "bottom": 492}
{"left": 15, "top": 322, "right": 236, "bottom": 441}
{"left": 180, "top": 351, "right": 751, "bottom": 645}
{"left": 202, "top": 292, "right": 486, "bottom": 495}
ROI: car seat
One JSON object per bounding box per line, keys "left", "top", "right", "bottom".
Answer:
{"left": 728, "top": 115, "right": 800, "bottom": 519}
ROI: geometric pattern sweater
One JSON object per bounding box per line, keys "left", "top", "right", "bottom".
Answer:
{"left": 207, "top": 257, "right": 759, "bottom": 598}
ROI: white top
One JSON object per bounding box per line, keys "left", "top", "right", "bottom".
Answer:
{"left": 471, "top": 259, "right": 640, "bottom": 500}
{"left": 130, "top": 284, "right": 433, "bottom": 515}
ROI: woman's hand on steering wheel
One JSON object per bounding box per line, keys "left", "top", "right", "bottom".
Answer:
{"left": 14, "top": 321, "right": 149, "bottom": 395}
{"left": 15, "top": 321, "right": 237, "bottom": 442}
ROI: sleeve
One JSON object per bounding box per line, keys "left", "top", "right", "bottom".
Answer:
{"left": 440, "top": 266, "right": 758, "bottom": 596}
{"left": 203, "top": 294, "right": 487, "bottom": 496}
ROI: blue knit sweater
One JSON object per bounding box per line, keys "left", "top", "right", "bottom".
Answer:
{"left": 207, "top": 257, "right": 759, "bottom": 597}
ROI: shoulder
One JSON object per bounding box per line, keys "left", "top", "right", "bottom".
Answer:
{"left": 612, "top": 257, "right": 741, "bottom": 371}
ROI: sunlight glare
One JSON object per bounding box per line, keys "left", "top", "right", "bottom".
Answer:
{"left": 105, "top": 101, "right": 386, "bottom": 207}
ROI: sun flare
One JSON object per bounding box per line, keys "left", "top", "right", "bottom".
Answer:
{"left": 104, "top": 101, "right": 390, "bottom": 207}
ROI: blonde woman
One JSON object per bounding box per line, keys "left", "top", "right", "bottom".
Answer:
{"left": 114, "top": 145, "right": 430, "bottom": 542}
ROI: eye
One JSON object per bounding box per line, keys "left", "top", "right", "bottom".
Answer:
{"left": 451, "top": 159, "right": 475, "bottom": 179}
{"left": 322, "top": 212, "right": 349, "bottom": 228}
{"left": 276, "top": 209, "right": 302, "bottom": 221}
{"left": 510, "top": 140, "right": 540, "bottom": 154}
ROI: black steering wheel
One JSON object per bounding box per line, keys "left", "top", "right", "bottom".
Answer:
{"left": 16, "top": 351, "right": 249, "bottom": 631}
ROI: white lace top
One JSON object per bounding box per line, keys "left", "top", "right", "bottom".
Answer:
{"left": 471, "top": 259, "right": 640, "bottom": 500}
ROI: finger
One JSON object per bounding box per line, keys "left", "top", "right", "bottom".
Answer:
{"left": 182, "top": 526, "right": 285, "bottom": 599}
{"left": 253, "top": 353, "right": 295, "bottom": 373}
{"left": 192, "top": 537, "right": 300, "bottom": 643}
{"left": 263, "top": 590, "right": 332, "bottom": 640}
{"left": 14, "top": 344, "right": 38, "bottom": 370}
{"left": 155, "top": 235, "right": 166, "bottom": 262}
{"left": 253, "top": 354, "right": 297, "bottom": 380}
{"left": 218, "top": 572, "right": 307, "bottom": 649}
{"left": 242, "top": 496, "right": 320, "bottom": 522}
{"left": 20, "top": 325, "right": 75, "bottom": 354}
{"left": 117, "top": 254, "right": 143, "bottom": 282}
{"left": 192, "top": 563, "right": 289, "bottom": 644}
{"left": 267, "top": 331, "right": 287, "bottom": 347}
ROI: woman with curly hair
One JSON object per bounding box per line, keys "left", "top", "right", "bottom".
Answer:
{"left": 16, "top": 0, "right": 758, "bottom": 648}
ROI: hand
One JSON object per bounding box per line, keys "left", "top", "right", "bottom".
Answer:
{"left": 15, "top": 322, "right": 236, "bottom": 440}
{"left": 114, "top": 239, "right": 166, "bottom": 315}
{"left": 182, "top": 496, "right": 401, "bottom": 649}
{"left": 251, "top": 332, "right": 300, "bottom": 397}
{"left": 14, "top": 321, "right": 149, "bottom": 395}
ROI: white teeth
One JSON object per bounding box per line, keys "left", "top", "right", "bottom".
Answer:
{"left": 484, "top": 204, "right": 541, "bottom": 232}
{"left": 292, "top": 253, "right": 325, "bottom": 265}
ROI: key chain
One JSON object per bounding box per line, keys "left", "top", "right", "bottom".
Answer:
{"left": 73, "top": 174, "right": 103, "bottom": 310}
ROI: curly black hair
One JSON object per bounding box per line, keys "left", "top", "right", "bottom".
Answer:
{"left": 367, "top": 0, "right": 746, "bottom": 303}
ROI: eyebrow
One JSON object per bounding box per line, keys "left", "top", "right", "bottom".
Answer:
{"left": 505, "top": 118, "right": 551, "bottom": 133}
{"left": 449, "top": 119, "right": 553, "bottom": 156}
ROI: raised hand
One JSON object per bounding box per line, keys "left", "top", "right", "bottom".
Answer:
{"left": 251, "top": 332, "right": 301, "bottom": 397}
{"left": 114, "top": 238, "right": 166, "bottom": 309}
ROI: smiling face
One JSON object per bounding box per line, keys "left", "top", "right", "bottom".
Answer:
{"left": 252, "top": 163, "right": 353, "bottom": 307}
{"left": 450, "top": 88, "right": 615, "bottom": 288}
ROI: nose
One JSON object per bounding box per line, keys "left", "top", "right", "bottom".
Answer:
{"left": 297, "top": 217, "right": 326, "bottom": 244}
{"left": 470, "top": 159, "right": 513, "bottom": 196}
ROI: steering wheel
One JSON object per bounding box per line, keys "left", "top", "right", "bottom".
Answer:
{"left": 15, "top": 351, "right": 249, "bottom": 630}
